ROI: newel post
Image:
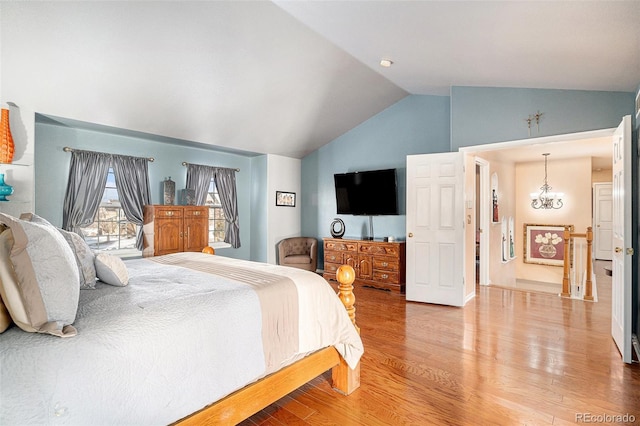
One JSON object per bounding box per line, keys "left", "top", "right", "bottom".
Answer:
{"left": 584, "top": 227, "right": 594, "bottom": 301}
{"left": 561, "top": 227, "right": 571, "bottom": 297}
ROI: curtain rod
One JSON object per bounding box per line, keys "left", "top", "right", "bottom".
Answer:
{"left": 63, "top": 146, "right": 155, "bottom": 162}
{"left": 181, "top": 161, "right": 240, "bottom": 172}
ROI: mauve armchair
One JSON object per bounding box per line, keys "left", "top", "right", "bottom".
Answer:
{"left": 277, "top": 237, "right": 318, "bottom": 272}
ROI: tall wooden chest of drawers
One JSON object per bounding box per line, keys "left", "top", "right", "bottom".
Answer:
{"left": 142, "top": 205, "right": 209, "bottom": 257}
{"left": 322, "top": 238, "right": 406, "bottom": 293}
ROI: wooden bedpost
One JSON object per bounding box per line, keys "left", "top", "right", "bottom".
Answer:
{"left": 332, "top": 265, "right": 361, "bottom": 395}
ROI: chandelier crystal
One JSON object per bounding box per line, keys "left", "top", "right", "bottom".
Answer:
{"left": 530, "top": 153, "right": 563, "bottom": 209}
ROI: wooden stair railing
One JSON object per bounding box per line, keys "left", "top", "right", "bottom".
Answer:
{"left": 561, "top": 226, "right": 594, "bottom": 300}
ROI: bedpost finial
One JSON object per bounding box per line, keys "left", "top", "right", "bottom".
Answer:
{"left": 335, "top": 265, "right": 358, "bottom": 334}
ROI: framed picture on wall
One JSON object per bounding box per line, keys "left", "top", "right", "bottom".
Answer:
{"left": 276, "top": 191, "right": 296, "bottom": 207}
{"left": 523, "top": 224, "right": 573, "bottom": 266}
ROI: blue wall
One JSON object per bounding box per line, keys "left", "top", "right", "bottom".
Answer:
{"left": 34, "top": 122, "right": 255, "bottom": 260}
{"left": 250, "top": 155, "right": 268, "bottom": 262}
{"left": 303, "top": 84, "right": 638, "bottom": 337}
{"left": 451, "top": 86, "right": 635, "bottom": 150}
{"left": 301, "top": 94, "right": 450, "bottom": 265}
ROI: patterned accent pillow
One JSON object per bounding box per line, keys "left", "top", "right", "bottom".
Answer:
{"left": 19, "top": 213, "right": 97, "bottom": 290}
{"left": 0, "top": 214, "right": 79, "bottom": 337}
{"left": 57, "top": 228, "right": 97, "bottom": 290}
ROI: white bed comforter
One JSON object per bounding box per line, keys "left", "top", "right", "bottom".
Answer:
{"left": 0, "top": 253, "right": 363, "bottom": 425}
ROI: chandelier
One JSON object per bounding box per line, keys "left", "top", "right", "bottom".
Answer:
{"left": 530, "top": 153, "right": 563, "bottom": 209}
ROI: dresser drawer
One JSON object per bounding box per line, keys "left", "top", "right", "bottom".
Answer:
{"left": 323, "top": 262, "right": 340, "bottom": 274}
{"left": 325, "top": 241, "right": 358, "bottom": 252}
{"left": 185, "top": 208, "right": 208, "bottom": 218}
{"left": 359, "top": 243, "right": 401, "bottom": 256}
{"left": 373, "top": 270, "right": 400, "bottom": 284}
{"left": 373, "top": 256, "right": 400, "bottom": 272}
{"left": 324, "top": 251, "right": 343, "bottom": 264}
{"left": 156, "top": 208, "right": 183, "bottom": 218}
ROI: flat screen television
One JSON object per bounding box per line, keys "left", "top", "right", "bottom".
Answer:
{"left": 334, "top": 168, "right": 399, "bottom": 216}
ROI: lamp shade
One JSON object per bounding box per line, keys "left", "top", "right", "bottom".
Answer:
{"left": 0, "top": 108, "right": 15, "bottom": 164}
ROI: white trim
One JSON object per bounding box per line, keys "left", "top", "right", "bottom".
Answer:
{"left": 458, "top": 127, "right": 616, "bottom": 155}
{"left": 209, "top": 241, "right": 231, "bottom": 249}
{"left": 464, "top": 290, "right": 476, "bottom": 305}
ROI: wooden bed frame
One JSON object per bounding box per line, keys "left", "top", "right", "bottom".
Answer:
{"left": 175, "top": 265, "right": 361, "bottom": 425}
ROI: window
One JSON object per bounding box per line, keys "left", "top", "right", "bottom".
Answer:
{"left": 206, "top": 178, "right": 226, "bottom": 243}
{"left": 80, "top": 168, "right": 137, "bottom": 251}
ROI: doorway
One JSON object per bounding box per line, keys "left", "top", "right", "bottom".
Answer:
{"left": 461, "top": 128, "right": 615, "bottom": 294}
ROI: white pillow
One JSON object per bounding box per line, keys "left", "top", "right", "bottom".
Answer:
{"left": 95, "top": 253, "right": 129, "bottom": 286}
{"left": 0, "top": 214, "right": 79, "bottom": 337}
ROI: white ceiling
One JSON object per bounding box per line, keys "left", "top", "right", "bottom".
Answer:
{"left": 2, "top": 1, "right": 639, "bottom": 159}
{"left": 275, "top": 0, "right": 640, "bottom": 95}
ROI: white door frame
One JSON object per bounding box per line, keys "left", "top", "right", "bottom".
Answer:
{"left": 475, "top": 157, "right": 490, "bottom": 286}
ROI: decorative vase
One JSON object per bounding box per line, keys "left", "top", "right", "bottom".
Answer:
{"left": 538, "top": 243, "right": 557, "bottom": 259}
{"left": 0, "top": 174, "right": 14, "bottom": 201}
{"left": 0, "top": 108, "right": 15, "bottom": 164}
{"left": 163, "top": 177, "right": 175, "bottom": 205}
{"left": 330, "top": 218, "right": 345, "bottom": 238}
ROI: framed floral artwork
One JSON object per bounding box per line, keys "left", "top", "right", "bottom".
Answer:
{"left": 523, "top": 224, "right": 573, "bottom": 266}
{"left": 275, "top": 191, "right": 296, "bottom": 207}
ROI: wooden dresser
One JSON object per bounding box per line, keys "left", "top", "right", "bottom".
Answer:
{"left": 142, "top": 205, "right": 209, "bottom": 257}
{"left": 323, "top": 237, "right": 406, "bottom": 293}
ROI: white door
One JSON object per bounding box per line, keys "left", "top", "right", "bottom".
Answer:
{"left": 406, "top": 153, "right": 465, "bottom": 306}
{"left": 611, "top": 115, "right": 632, "bottom": 363}
{"left": 593, "top": 182, "right": 613, "bottom": 261}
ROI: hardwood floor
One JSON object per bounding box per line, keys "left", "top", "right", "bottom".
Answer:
{"left": 241, "top": 262, "right": 640, "bottom": 425}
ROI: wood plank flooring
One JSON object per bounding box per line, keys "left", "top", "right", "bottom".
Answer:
{"left": 241, "top": 262, "right": 640, "bottom": 425}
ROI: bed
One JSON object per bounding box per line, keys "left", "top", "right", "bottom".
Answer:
{"left": 0, "top": 212, "right": 363, "bottom": 425}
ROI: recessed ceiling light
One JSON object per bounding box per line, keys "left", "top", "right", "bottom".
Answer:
{"left": 379, "top": 59, "right": 393, "bottom": 68}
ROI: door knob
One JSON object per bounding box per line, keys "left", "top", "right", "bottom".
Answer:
{"left": 615, "top": 247, "right": 622, "bottom": 253}
{"left": 408, "top": 232, "right": 414, "bottom": 238}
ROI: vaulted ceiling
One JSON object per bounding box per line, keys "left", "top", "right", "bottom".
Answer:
{"left": 1, "top": 1, "right": 638, "bottom": 158}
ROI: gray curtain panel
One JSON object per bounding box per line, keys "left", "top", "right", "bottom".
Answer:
{"left": 62, "top": 150, "right": 111, "bottom": 234}
{"left": 214, "top": 168, "right": 241, "bottom": 249}
{"left": 186, "top": 164, "right": 215, "bottom": 205}
{"left": 112, "top": 155, "right": 152, "bottom": 251}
